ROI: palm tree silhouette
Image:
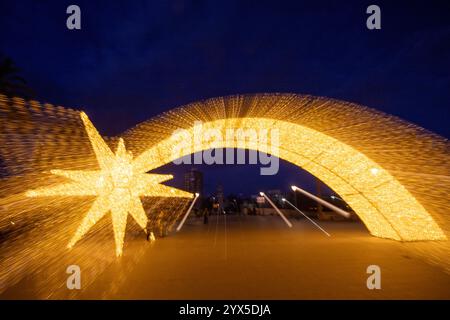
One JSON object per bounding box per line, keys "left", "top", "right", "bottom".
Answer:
{"left": 0, "top": 55, "right": 33, "bottom": 98}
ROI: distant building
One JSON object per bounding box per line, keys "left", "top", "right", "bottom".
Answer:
{"left": 184, "top": 168, "right": 203, "bottom": 195}
{"left": 216, "top": 184, "right": 224, "bottom": 210}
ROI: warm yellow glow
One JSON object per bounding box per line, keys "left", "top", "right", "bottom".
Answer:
{"left": 126, "top": 116, "right": 447, "bottom": 242}
{"left": 26, "top": 112, "right": 192, "bottom": 256}
{"left": 3, "top": 93, "right": 448, "bottom": 249}
{"left": 1, "top": 93, "right": 448, "bottom": 295}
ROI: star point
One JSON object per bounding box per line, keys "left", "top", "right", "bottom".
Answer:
{"left": 27, "top": 112, "right": 192, "bottom": 256}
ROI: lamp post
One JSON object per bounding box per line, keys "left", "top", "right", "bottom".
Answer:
{"left": 282, "top": 198, "right": 330, "bottom": 237}
{"left": 176, "top": 192, "right": 200, "bottom": 232}
{"left": 291, "top": 186, "right": 351, "bottom": 218}
{"left": 259, "top": 192, "right": 292, "bottom": 228}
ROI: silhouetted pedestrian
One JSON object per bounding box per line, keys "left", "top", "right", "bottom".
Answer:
{"left": 203, "top": 208, "right": 209, "bottom": 224}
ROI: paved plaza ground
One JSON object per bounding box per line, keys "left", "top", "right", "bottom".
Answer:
{"left": 2, "top": 214, "right": 450, "bottom": 299}
{"left": 72, "top": 214, "right": 450, "bottom": 299}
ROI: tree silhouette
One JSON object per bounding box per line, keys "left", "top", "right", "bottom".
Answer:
{"left": 0, "top": 55, "right": 33, "bottom": 98}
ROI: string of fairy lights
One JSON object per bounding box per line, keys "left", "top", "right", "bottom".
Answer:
{"left": 0, "top": 93, "right": 449, "bottom": 297}
{"left": 0, "top": 94, "right": 193, "bottom": 296}
{"left": 122, "top": 94, "right": 449, "bottom": 241}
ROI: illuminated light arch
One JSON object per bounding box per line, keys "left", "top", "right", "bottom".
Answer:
{"left": 119, "top": 94, "right": 450, "bottom": 241}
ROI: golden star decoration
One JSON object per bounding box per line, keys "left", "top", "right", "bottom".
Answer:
{"left": 26, "top": 112, "right": 192, "bottom": 256}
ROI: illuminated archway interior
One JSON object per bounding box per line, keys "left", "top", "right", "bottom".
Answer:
{"left": 1, "top": 93, "right": 448, "bottom": 246}
{"left": 126, "top": 117, "right": 444, "bottom": 241}
{"left": 120, "top": 94, "right": 449, "bottom": 242}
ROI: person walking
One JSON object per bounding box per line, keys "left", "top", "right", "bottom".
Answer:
{"left": 203, "top": 207, "right": 209, "bottom": 224}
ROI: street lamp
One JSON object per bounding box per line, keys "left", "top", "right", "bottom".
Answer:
{"left": 291, "top": 185, "right": 351, "bottom": 218}
{"left": 259, "top": 192, "right": 292, "bottom": 228}
{"left": 282, "top": 197, "right": 330, "bottom": 236}
{"left": 176, "top": 192, "right": 200, "bottom": 232}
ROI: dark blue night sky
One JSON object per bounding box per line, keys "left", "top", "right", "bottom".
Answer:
{"left": 1, "top": 0, "right": 449, "bottom": 195}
